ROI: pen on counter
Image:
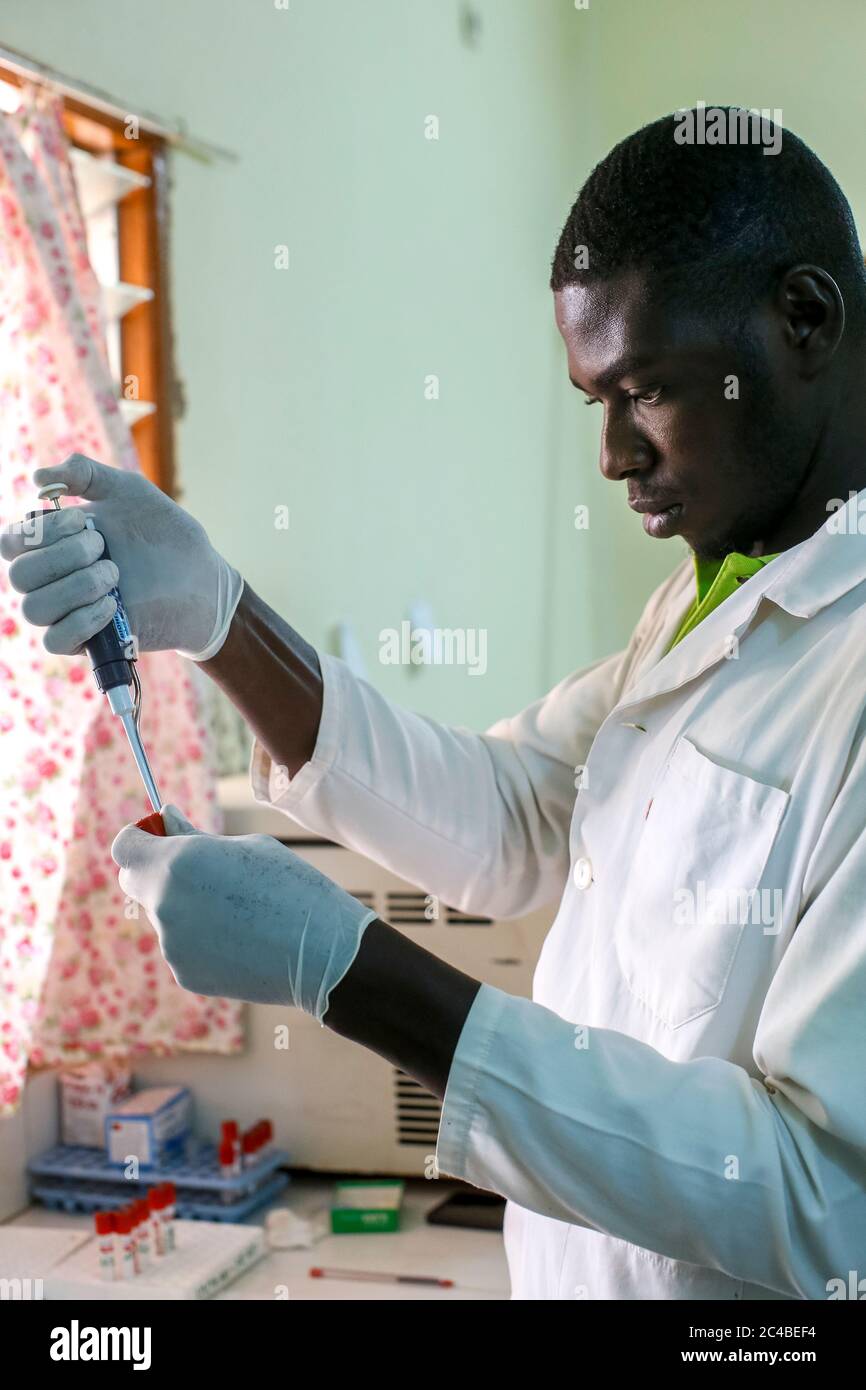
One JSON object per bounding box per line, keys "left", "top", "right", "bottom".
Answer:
{"left": 309, "top": 1266, "right": 455, "bottom": 1289}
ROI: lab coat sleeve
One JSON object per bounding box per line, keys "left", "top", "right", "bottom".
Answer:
{"left": 249, "top": 563, "right": 689, "bottom": 918}
{"left": 250, "top": 646, "right": 627, "bottom": 919}
{"left": 437, "top": 736, "right": 866, "bottom": 1298}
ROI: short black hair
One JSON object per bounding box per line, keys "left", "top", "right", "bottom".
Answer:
{"left": 550, "top": 109, "right": 866, "bottom": 334}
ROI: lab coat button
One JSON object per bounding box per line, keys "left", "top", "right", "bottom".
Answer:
{"left": 573, "top": 857, "right": 593, "bottom": 890}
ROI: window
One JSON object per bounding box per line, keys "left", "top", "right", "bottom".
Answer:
{"left": 0, "top": 71, "right": 177, "bottom": 493}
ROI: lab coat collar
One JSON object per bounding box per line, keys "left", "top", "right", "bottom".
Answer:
{"left": 619, "top": 486, "right": 866, "bottom": 712}
{"left": 763, "top": 487, "right": 866, "bottom": 617}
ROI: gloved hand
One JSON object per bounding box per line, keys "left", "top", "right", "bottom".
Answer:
{"left": 112, "top": 806, "right": 378, "bottom": 1018}
{"left": 0, "top": 454, "right": 243, "bottom": 660}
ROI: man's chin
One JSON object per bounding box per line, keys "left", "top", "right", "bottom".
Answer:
{"left": 689, "top": 518, "right": 761, "bottom": 561}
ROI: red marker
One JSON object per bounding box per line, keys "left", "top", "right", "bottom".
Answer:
{"left": 135, "top": 812, "right": 166, "bottom": 836}
{"left": 310, "top": 1266, "right": 455, "bottom": 1288}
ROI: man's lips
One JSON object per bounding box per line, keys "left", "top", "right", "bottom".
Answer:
{"left": 628, "top": 496, "right": 684, "bottom": 539}
{"left": 627, "top": 495, "right": 681, "bottom": 515}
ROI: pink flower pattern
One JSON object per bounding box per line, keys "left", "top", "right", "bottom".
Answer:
{"left": 0, "top": 88, "right": 242, "bottom": 1115}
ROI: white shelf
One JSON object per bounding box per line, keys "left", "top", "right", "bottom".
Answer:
{"left": 70, "top": 147, "right": 151, "bottom": 217}
{"left": 119, "top": 399, "right": 157, "bottom": 426}
{"left": 99, "top": 280, "right": 154, "bottom": 320}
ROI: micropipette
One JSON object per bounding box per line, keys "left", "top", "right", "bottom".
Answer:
{"left": 30, "top": 483, "right": 163, "bottom": 813}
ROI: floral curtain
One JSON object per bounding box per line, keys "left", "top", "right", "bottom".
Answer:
{"left": 0, "top": 87, "right": 242, "bottom": 1115}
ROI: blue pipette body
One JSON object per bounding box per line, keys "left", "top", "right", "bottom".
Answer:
{"left": 29, "top": 483, "right": 162, "bottom": 810}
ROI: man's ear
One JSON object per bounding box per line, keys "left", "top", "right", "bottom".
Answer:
{"left": 776, "top": 264, "right": 845, "bottom": 376}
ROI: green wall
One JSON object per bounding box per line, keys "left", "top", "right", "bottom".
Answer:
{"left": 3, "top": 0, "right": 863, "bottom": 727}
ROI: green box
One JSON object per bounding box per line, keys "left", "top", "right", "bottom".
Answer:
{"left": 330, "top": 1180, "right": 405, "bottom": 1234}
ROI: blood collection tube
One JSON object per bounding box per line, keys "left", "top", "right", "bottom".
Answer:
{"left": 241, "top": 1128, "right": 258, "bottom": 1169}
{"left": 147, "top": 1186, "right": 165, "bottom": 1257}
{"left": 135, "top": 1198, "right": 152, "bottom": 1271}
{"left": 220, "top": 1135, "right": 241, "bottom": 1176}
{"left": 221, "top": 1119, "right": 241, "bottom": 1165}
{"left": 127, "top": 1204, "right": 142, "bottom": 1274}
{"left": 219, "top": 1138, "right": 238, "bottom": 1204}
{"left": 259, "top": 1119, "right": 274, "bottom": 1157}
{"left": 94, "top": 1211, "right": 115, "bottom": 1281}
{"left": 157, "top": 1188, "right": 168, "bottom": 1253}
{"left": 163, "top": 1182, "right": 177, "bottom": 1251}
{"left": 112, "top": 1207, "right": 126, "bottom": 1271}
{"left": 114, "top": 1208, "right": 136, "bottom": 1279}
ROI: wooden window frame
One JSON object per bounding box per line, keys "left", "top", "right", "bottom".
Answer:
{"left": 0, "top": 70, "right": 177, "bottom": 495}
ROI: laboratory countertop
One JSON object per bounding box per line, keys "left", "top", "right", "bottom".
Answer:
{"left": 6, "top": 1174, "right": 510, "bottom": 1301}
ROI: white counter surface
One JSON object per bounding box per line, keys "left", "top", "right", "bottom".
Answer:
{"left": 4, "top": 1174, "right": 509, "bottom": 1301}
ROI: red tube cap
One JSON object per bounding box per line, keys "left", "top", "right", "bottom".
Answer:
{"left": 136, "top": 812, "right": 166, "bottom": 836}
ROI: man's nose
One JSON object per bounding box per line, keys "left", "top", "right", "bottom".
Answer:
{"left": 598, "top": 404, "right": 653, "bottom": 482}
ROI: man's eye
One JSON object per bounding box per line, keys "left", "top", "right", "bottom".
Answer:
{"left": 582, "top": 396, "right": 600, "bottom": 407}
{"left": 633, "top": 387, "right": 664, "bottom": 404}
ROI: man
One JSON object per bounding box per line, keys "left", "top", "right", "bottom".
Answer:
{"left": 4, "top": 110, "right": 866, "bottom": 1301}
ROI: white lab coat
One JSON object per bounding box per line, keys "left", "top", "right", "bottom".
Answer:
{"left": 251, "top": 491, "right": 866, "bottom": 1300}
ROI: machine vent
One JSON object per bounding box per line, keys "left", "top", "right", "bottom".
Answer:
{"left": 445, "top": 905, "right": 493, "bottom": 927}
{"left": 384, "top": 891, "right": 494, "bottom": 927}
{"left": 386, "top": 891, "right": 435, "bottom": 925}
{"left": 394, "top": 1070, "right": 442, "bottom": 1146}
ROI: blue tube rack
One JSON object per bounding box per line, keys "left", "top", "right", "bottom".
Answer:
{"left": 29, "top": 1142, "right": 290, "bottom": 1223}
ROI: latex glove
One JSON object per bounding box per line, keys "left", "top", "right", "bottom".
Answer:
{"left": 112, "top": 806, "right": 378, "bottom": 1019}
{"left": 0, "top": 454, "right": 242, "bottom": 660}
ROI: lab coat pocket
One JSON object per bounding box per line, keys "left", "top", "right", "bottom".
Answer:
{"left": 614, "top": 736, "right": 789, "bottom": 1029}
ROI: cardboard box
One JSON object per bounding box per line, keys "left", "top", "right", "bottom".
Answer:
{"left": 105, "top": 1086, "right": 191, "bottom": 1167}
{"left": 60, "top": 1063, "right": 131, "bottom": 1149}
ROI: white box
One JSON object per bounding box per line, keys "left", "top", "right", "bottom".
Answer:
{"left": 105, "top": 1086, "right": 191, "bottom": 1167}
{"left": 60, "top": 1063, "right": 131, "bottom": 1148}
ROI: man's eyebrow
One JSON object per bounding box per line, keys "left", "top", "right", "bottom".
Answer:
{"left": 569, "top": 353, "right": 657, "bottom": 394}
